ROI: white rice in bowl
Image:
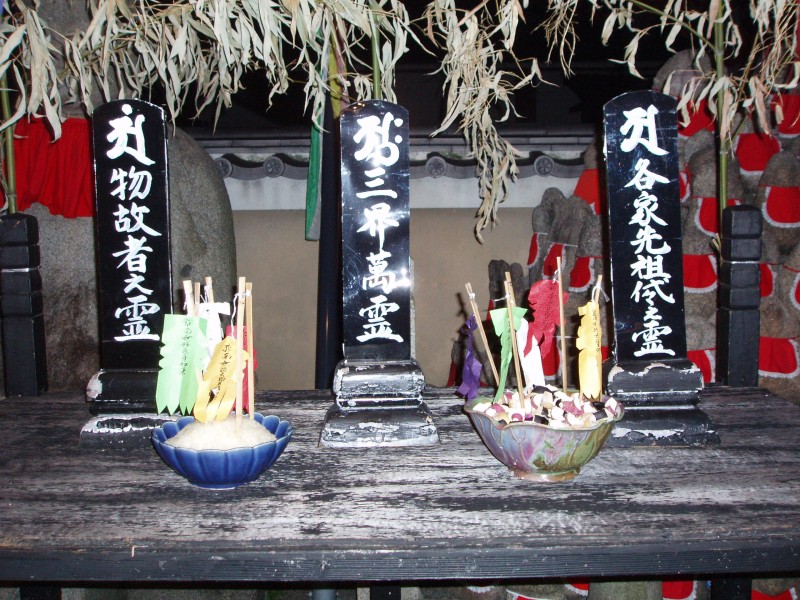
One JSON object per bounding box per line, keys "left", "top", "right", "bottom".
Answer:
{"left": 166, "top": 415, "right": 277, "bottom": 451}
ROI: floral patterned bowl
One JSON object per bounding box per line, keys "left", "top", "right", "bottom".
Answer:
{"left": 151, "top": 413, "right": 292, "bottom": 489}
{"left": 465, "top": 397, "right": 622, "bottom": 482}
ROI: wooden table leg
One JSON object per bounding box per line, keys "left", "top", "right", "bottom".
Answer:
{"left": 710, "top": 577, "right": 751, "bottom": 600}
{"left": 370, "top": 586, "right": 402, "bottom": 599}
{"left": 18, "top": 586, "right": 61, "bottom": 600}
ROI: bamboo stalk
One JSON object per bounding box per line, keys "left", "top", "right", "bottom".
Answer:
{"left": 504, "top": 274, "right": 525, "bottom": 406}
{"left": 245, "top": 281, "right": 255, "bottom": 420}
{"left": 235, "top": 276, "right": 246, "bottom": 425}
{"left": 556, "top": 257, "right": 568, "bottom": 393}
{"left": 464, "top": 282, "right": 499, "bottom": 385}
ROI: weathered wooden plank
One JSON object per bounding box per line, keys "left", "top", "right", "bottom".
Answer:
{"left": 0, "top": 387, "right": 798, "bottom": 584}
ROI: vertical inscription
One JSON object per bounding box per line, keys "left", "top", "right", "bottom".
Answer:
{"left": 604, "top": 91, "right": 688, "bottom": 362}
{"left": 93, "top": 100, "right": 172, "bottom": 369}
{"left": 340, "top": 101, "right": 411, "bottom": 361}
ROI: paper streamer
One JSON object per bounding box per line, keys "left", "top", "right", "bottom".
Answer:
{"left": 490, "top": 306, "right": 527, "bottom": 402}
{"left": 155, "top": 314, "right": 208, "bottom": 415}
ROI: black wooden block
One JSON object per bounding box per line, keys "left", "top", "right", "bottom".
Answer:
{"left": 718, "top": 282, "right": 760, "bottom": 310}
{"left": 1, "top": 290, "right": 43, "bottom": 316}
{"left": 717, "top": 308, "right": 760, "bottom": 386}
{"left": 723, "top": 205, "right": 762, "bottom": 238}
{"left": 0, "top": 244, "right": 40, "bottom": 269}
{"left": 0, "top": 269, "right": 42, "bottom": 294}
{"left": 719, "top": 261, "right": 760, "bottom": 288}
{"left": 2, "top": 313, "right": 48, "bottom": 396}
{"left": 0, "top": 213, "right": 39, "bottom": 246}
{"left": 720, "top": 237, "right": 761, "bottom": 261}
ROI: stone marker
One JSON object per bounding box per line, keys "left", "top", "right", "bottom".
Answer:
{"left": 320, "top": 100, "right": 438, "bottom": 447}
{"left": 86, "top": 99, "right": 172, "bottom": 413}
{"left": 0, "top": 213, "right": 47, "bottom": 396}
{"left": 603, "top": 90, "right": 716, "bottom": 446}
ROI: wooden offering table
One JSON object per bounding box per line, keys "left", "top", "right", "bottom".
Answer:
{"left": 0, "top": 387, "right": 798, "bottom": 594}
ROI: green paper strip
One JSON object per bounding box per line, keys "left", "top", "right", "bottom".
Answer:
{"left": 156, "top": 314, "right": 208, "bottom": 415}
{"left": 490, "top": 306, "right": 527, "bottom": 403}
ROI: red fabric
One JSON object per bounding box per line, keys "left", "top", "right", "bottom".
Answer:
{"left": 662, "top": 580, "right": 697, "bottom": 600}
{"left": 573, "top": 168, "right": 604, "bottom": 215}
{"left": 688, "top": 348, "right": 715, "bottom": 383}
{"left": 678, "top": 100, "right": 715, "bottom": 137}
{"left": 762, "top": 185, "right": 800, "bottom": 227}
{"left": 569, "top": 256, "right": 594, "bottom": 292}
{"left": 752, "top": 588, "right": 795, "bottom": 600}
{"left": 693, "top": 196, "right": 740, "bottom": 235}
{"left": 785, "top": 264, "right": 800, "bottom": 310}
{"left": 759, "top": 336, "right": 800, "bottom": 378}
{"left": 735, "top": 131, "right": 780, "bottom": 173}
{"left": 772, "top": 93, "right": 800, "bottom": 135}
{"left": 683, "top": 253, "right": 718, "bottom": 292}
{"left": 760, "top": 263, "right": 776, "bottom": 298}
{"left": 527, "top": 232, "right": 541, "bottom": 268}
{"left": 542, "top": 243, "right": 564, "bottom": 278}
{"left": 9, "top": 117, "right": 94, "bottom": 218}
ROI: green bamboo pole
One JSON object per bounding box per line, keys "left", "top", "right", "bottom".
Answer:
{"left": 714, "top": 3, "right": 728, "bottom": 219}
{"left": 371, "top": 10, "right": 382, "bottom": 101}
{"left": 0, "top": 74, "right": 16, "bottom": 214}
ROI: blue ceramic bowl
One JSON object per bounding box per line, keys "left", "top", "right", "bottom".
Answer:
{"left": 151, "top": 413, "right": 292, "bottom": 489}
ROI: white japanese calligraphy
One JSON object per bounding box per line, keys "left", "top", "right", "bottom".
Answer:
{"left": 620, "top": 102, "right": 676, "bottom": 357}
{"left": 351, "top": 110, "right": 406, "bottom": 345}
{"left": 106, "top": 104, "right": 155, "bottom": 166}
{"left": 620, "top": 105, "right": 668, "bottom": 155}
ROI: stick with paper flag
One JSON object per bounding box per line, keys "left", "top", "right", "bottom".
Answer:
{"left": 197, "top": 277, "right": 231, "bottom": 360}
{"left": 489, "top": 289, "right": 527, "bottom": 404}
{"left": 465, "top": 282, "right": 499, "bottom": 385}
{"left": 504, "top": 274, "right": 525, "bottom": 405}
{"left": 245, "top": 281, "right": 255, "bottom": 420}
{"left": 576, "top": 276, "right": 604, "bottom": 401}
{"left": 556, "top": 257, "right": 568, "bottom": 393}
{"left": 225, "top": 282, "right": 258, "bottom": 414}
{"left": 155, "top": 281, "right": 209, "bottom": 415}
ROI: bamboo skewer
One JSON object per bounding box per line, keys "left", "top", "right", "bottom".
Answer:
{"left": 556, "top": 257, "right": 568, "bottom": 393}
{"left": 245, "top": 281, "right": 255, "bottom": 420}
{"left": 204, "top": 276, "right": 215, "bottom": 304}
{"left": 193, "top": 281, "right": 201, "bottom": 314}
{"left": 464, "top": 282, "right": 499, "bottom": 385}
{"left": 594, "top": 275, "right": 604, "bottom": 396}
{"left": 504, "top": 274, "right": 525, "bottom": 406}
{"left": 234, "top": 276, "right": 246, "bottom": 425}
{"left": 182, "top": 280, "right": 195, "bottom": 317}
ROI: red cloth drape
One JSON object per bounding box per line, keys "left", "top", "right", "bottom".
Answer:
{"left": 7, "top": 117, "right": 94, "bottom": 218}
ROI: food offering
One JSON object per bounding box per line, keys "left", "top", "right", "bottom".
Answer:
{"left": 150, "top": 276, "right": 292, "bottom": 489}
{"left": 459, "top": 260, "right": 622, "bottom": 481}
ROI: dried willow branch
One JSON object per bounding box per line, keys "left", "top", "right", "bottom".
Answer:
{"left": 0, "top": 0, "right": 797, "bottom": 237}
{"left": 424, "top": 0, "right": 541, "bottom": 239}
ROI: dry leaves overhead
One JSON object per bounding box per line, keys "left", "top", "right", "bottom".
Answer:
{"left": 0, "top": 0, "right": 798, "bottom": 237}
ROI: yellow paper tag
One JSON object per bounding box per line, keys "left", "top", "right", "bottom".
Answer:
{"left": 193, "top": 336, "right": 249, "bottom": 423}
{"left": 576, "top": 300, "right": 602, "bottom": 400}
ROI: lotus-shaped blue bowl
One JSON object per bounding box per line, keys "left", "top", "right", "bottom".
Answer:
{"left": 151, "top": 413, "right": 292, "bottom": 489}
